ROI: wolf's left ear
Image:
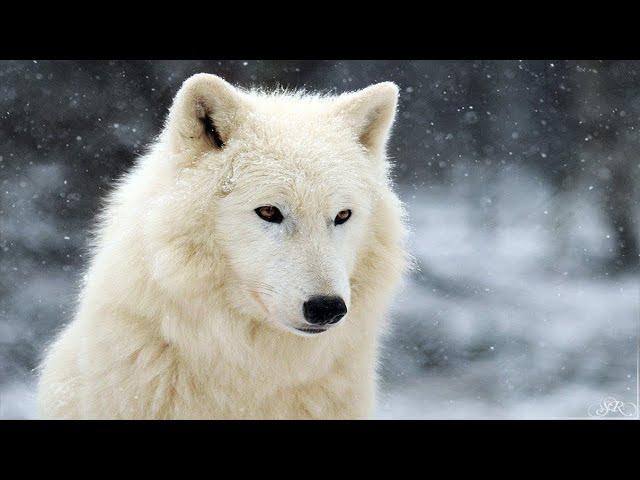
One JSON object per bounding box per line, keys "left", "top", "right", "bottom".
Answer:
{"left": 164, "top": 73, "right": 248, "bottom": 154}
{"left": 332, "top": 82, "right": 399, "bottom": 158}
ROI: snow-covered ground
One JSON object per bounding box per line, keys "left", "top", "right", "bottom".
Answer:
{"left": 377, "top": 173, "right": 638, "bottom": 419}
{"left": 1, "top": 168, "right": 638, "bottom": 419}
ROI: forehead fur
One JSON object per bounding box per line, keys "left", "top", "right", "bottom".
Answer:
{"left": 235, "top": 89, "right": 367, "bottom": 160}
{"left": 214, "top": 91, "right": 378, "bottom": 204}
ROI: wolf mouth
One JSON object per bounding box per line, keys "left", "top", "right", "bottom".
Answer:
{"left": 295, "top": 327, "right": 328, "bottom": 335}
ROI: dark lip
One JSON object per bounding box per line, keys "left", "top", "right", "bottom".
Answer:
{"left": 295, "top": 327, "right": 328, "bottom": 334}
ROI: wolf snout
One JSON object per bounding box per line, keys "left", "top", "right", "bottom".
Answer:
{"left": 302, "top": 295, "right": 347, "bottom": 325}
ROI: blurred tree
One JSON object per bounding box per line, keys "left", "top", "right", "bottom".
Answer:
{"left": 578, "top": 60, "right": 639, "bottom": 273}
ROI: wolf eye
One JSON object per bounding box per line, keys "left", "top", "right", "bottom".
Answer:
{"left": 255, "top": 206, "right": 283, "bottom": 224}
{"left": 334, "top": 209, "right": 352, "bottom": 225}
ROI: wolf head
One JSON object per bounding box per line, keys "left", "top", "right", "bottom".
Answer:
{"left": 145, "top": 73, "right": 405, "bottom": 338}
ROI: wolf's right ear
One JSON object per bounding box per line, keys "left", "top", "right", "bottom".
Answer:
{"left": 164, "top": 73, "right": 247, "bottom": 154}
{"left": 331, "top": 82, "right": 399, "bottom": 159}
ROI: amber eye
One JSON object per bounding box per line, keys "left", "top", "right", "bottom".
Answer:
{"left": 334, "top": 209, "right": 352, "bottom": 225}
{"left": 255, "top": 206, "right": 283, "bottom": 224}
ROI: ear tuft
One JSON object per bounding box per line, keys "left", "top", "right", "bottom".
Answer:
{"left": 164, "top": 73, "right": 246, "bottom": 154}
{"left": 333, "top": 82, "right": 399, "bottom": 157}
{"left": 202, "top": 112, "right": 225, "bottom": 149}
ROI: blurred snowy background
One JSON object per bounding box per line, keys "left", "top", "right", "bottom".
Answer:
{"left": 1, "top": 60, "right": 638, "bottom": 419}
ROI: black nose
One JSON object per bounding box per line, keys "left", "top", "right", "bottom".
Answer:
{"left": 303, "top": 296, "right": 347, "bottom": 325}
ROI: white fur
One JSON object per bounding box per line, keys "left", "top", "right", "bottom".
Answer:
{"left": 37, "top": 74, "right": 409, "bottom": 419}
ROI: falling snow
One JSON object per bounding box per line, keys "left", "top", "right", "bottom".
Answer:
{"left": 1, "top": 60, "right": 638, "bottom": 419}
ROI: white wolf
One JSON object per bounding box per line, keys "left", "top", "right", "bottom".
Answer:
{"left": 37, "top": 73, "right": 408, "bottom": 419}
